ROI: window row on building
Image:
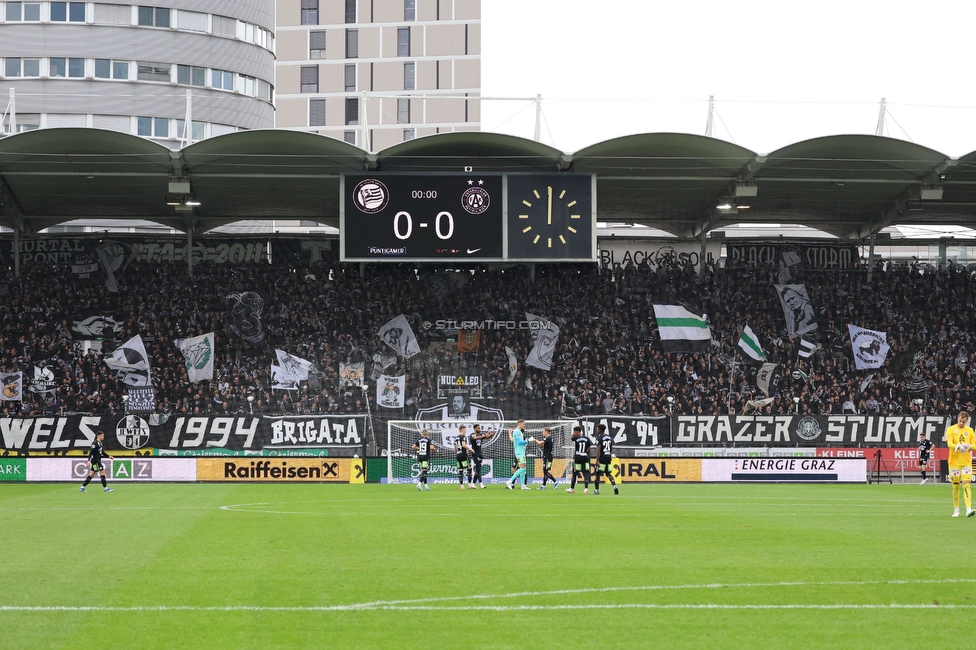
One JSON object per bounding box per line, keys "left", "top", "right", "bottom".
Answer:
{"left": 0, "top": 2, "right": 274, "bottom": 52}
{"left": 301, "top": 0, "right": 416, "bottom": 26}
{"left": 1, "top": 57, "right": 272, "bottom": 101}
{"left": 305, "top": 26, "right": 417, "bottom": 60}
{"left": 2, "top": 112, "right": 238, "bottom": 141}
{"left": 298, "top": 61, "right": 415, "bottom": 94}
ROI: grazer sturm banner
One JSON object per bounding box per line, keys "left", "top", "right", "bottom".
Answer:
{"left": 671, "top": 415, "right": 952, "bottom": 446}
{"left": 26, "top": 458, "right": 196, "bottom": 482}
{"left": 197, "top": 458, "right": 363, "bottom": 483}
{"left": 578, "top": 416, "right": 671, "bottom": 447}
{"left": 612, "top": 459, "right": 702, "bottom": 482}
{"left": 0, "top": 415, "right": 367, "bottom": 454}
{"left": 701, "top": 458, "right": 866, "bottom": 483}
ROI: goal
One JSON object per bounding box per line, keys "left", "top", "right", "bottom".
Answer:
{"left": 386, "top": 420, "right": 576, "bottom": 485}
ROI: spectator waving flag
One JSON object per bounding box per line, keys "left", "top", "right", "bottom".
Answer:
{"left": 848, "top": 325, "right": 890, "bottom": 370}
{"left": 737, "top": 324, "right": 766, "bottom": 361}
{"left": 376, "top": 374, "right": 406, "bottom": 408}
{"left": 756, "top": 362, "right": 783, "bottom": 397}
{"left": 175, "top": 332, "right": 214, "bottom": 383}
{"left": 524, "top": 313, "right": 559, "bottom": 371}
{"left": 653, "top": 305, "right": 711, "bottom": 353}
{"left": 274, "top": 349, "right": 314, "bottom": 382}
{"left": 797, "top": 339, "right": 819, "bottom": 359}
{"left": 378, "top": 314, "right": 421, "bottom": 359}
{"left": 104, "top": 334, "right": 152, "bottom": 386}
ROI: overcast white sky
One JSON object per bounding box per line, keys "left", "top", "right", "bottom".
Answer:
{"left": 481, "top": 0, "right": 976, "bottom": 156}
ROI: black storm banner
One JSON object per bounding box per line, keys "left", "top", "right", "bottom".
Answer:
{"left": 727, "top": 242, "right": 860, "bottom": 271}
{"left": 0, "top": 415, "right": 367, "bottom": 455}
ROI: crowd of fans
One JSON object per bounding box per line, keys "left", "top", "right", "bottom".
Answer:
{"left": 0, "top": 246, "right": 973, "bottom": 430}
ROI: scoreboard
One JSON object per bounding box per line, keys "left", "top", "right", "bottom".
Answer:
{"left": 340, "top": 173, "right": 595, "bottom": 262}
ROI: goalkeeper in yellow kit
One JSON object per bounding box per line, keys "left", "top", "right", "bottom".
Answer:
{"left": 945, "top": 411, "right": 976, "bottom": 518}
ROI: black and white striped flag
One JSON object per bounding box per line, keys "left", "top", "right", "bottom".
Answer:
{"left": 798, "top": 339, "right": 818, "bottom": 358}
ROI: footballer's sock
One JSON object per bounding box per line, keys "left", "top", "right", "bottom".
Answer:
{"left": 953, "top": 483, "right": 961, "bottom": 508}
{"left": 594, "top": 470, "right": 602, "bottom": 489}
{"left": 458, "top": 468, "right": 465, "bottom": 485}
{"left": 100, "top": 476, "right": 107, "bottom": 488}
{"left": 965, "top": 483, "right": 972, "bottom": 510}
{"left": 571, "top": 471, "right": 578, "bottom": 489}
{"left": 82, "top": 475, "right": 92, "bottom": 487}
{"left": 512, "top": 467, "right": 526, "bottom": 485}
{"left": 606, "top": 472, "right": 617, "bottom": 487}
{"left": 921, "top": 470, "right": 927, "bottom": 480}
{"left": 583, "top": 469, "right": 591, "bottom": 489}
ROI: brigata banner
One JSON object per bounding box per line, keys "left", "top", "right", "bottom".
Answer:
{"left": 0, "top": 415, "right": 366, "bottom": 455}
{"left": 577, "top": 416, "right": 671, "bottom": 447}
{"left": 611, "top": 459, "right": 701, "bottom": 482}
{"left": 701, "top": 458, "right": 866, "bottom": 483}
{"left": 26, "top": 458, "right": 196, "bottom": 482}
{"left": 670, "top": 415, "right": 951, "bottom": 446}
{"left": 197, "top": 458, "right": 363, "bottom": 483}
{"left": 0, "top": 457, "right": 26, "bottom": 481}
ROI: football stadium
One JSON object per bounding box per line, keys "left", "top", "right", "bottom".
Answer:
{"left": 3, "top": 2, "right": 976, "bottom": 649}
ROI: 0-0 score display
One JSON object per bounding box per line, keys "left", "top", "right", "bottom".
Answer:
{"left": 341, "top": 174, "right": 504, "bottom": 261}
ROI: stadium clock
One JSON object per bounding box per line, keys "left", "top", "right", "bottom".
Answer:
{"left": 341, "top": 174, "right": 504, "bottom": 261}
{"left": 506, "top": 174, "right": 595, "bottom": 261}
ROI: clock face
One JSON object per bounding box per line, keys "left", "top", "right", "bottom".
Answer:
{"left": 507, "top": 174, "right": 594, "bottom": 261}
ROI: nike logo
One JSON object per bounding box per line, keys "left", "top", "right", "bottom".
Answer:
{"left": 467, "top": 248, "right": 482, "bottom": 254}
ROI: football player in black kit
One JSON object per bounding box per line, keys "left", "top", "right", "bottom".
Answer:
{"left": 566, "top": 425, "right": 592, "bottom": 494}
{"left": 412, "top": 428, "right": 435, "bottom": 491}
{"left": 80, "top": 431, "right": 114, "bottom": 493}
{"left": 467, "top": 423, "right": 491, "bottom": 489}
{"left": 453, "top": 425, "right": 471, "bottom": 490}
{"left": 593, "top": 424, "right": 619, "bottom": 495}
{"left": 531, "top": 427, "right": 559, "bottom": 490}
{"left": 918, "top": 432, "right": 934, "bottom": 484}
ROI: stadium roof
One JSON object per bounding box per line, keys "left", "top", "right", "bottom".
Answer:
{"left": 0, "top": 127, "right": 972, "bottom": 240}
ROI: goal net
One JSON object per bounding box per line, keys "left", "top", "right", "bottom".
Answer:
{"left": 386, "top": 420, "right": 576, "bottom": 485}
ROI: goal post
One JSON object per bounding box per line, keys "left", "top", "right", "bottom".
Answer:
{"left": 386, "top": 420, "right": 576, "bottom": 484}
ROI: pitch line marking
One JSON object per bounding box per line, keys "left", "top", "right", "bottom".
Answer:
{"left": 3, "top": 579, "right": 975, "bottom": 613}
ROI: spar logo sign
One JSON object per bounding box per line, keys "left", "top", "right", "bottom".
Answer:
{"left": 115, "top": 415, "right": 151, "bottom": 450}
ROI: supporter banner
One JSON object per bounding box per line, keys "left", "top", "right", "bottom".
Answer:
{"left": 816, "top": 447, "right": 948, "bottom": 472}
{"left": 0, "top": 415, "right": 366, "bottom": 454}
{"left": 701, "top": 458, "right": 866, "bottom": 482}
{"left": 198, "top": 458, "right": 360, "bottom": 482}
{"left": 0, "top": 457, "right": 26, "bottom": 481}
{"left": 612, "top": 459, "right": 702, "bottom": 482}
{"left": 578, "top": 416, "right": 671, "bottom": 447}
{"left": 727, "top": 242, "right": 860, "bottom": 271}
{"left": 598, "top": 241, "right": 721, "bottom": 271}
{"left": 155, "top": 448, "right": 335, "bottom": 457}
{"left": 26, "top": 458, "right": 196, "bottom": 482}
{"left": 671, "top": 415, "right": 951, "bottom": 446}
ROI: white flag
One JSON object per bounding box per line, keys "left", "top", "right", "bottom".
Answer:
{"left": 104, "top": 334, "right": 152, "bottom": 386}
{"left": 505, "top": 346, "right": 518, "bottom": 386}
{"left": 271, "top": 365, "right": 299, "bottom": 390}
{"left": 848, "top": 325, "right": 890, "bottom": 370}
{"left": 798, "top": 339, "right": 819, "bottom": 359}
{"left": 175, "top": 332, "right": 214, "bottom": 383}
{"left": 378, "top": 314, "right": 421, "bottom": 359}
{"left": 525, "top": 313, "right": 559, "bottom": 371}
{"left": 774, "top": 284, "right": 819, "bottom": 336}
{"left": 376, "top": 374, "right": 406, "bottom": 408}
{"left": 0, "top": 372, "right": 22, "bottom": 401}
{"left": 275, "top": 349, "right": 313, "bottom": 381}
{"left": 652, "top": 305, "right": 712, "bottom": 353}
{"left": 737, "top": 325, "right": 765, "bottom": 361}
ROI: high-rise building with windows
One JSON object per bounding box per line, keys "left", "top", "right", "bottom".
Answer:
{"left": 275, "top": 0, "right": 480, "bottom": 150}
{"left": 0, "top": 0, "right": 275, "bottom": 145}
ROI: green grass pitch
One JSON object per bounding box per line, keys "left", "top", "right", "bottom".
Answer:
{"left": 0, "top": 482, "right": 970, "bottom": 649}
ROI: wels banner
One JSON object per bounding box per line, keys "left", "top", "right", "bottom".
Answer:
{"left": 197, "top": 458, "right": 360, "bottom": 482}
{"left": 0, "top": 415, "right": 366, "bottom": 455}
{"left": 578, "top": 416, "right": 670, "bottom": 447}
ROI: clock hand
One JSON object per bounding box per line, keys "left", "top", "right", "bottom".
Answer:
{"left": 547, "top": 186, "right": 552, "bottom": 225}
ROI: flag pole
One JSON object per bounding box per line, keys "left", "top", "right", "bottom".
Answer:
{"left": 728, "top": 349, "right": 737, "bottom": 415}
